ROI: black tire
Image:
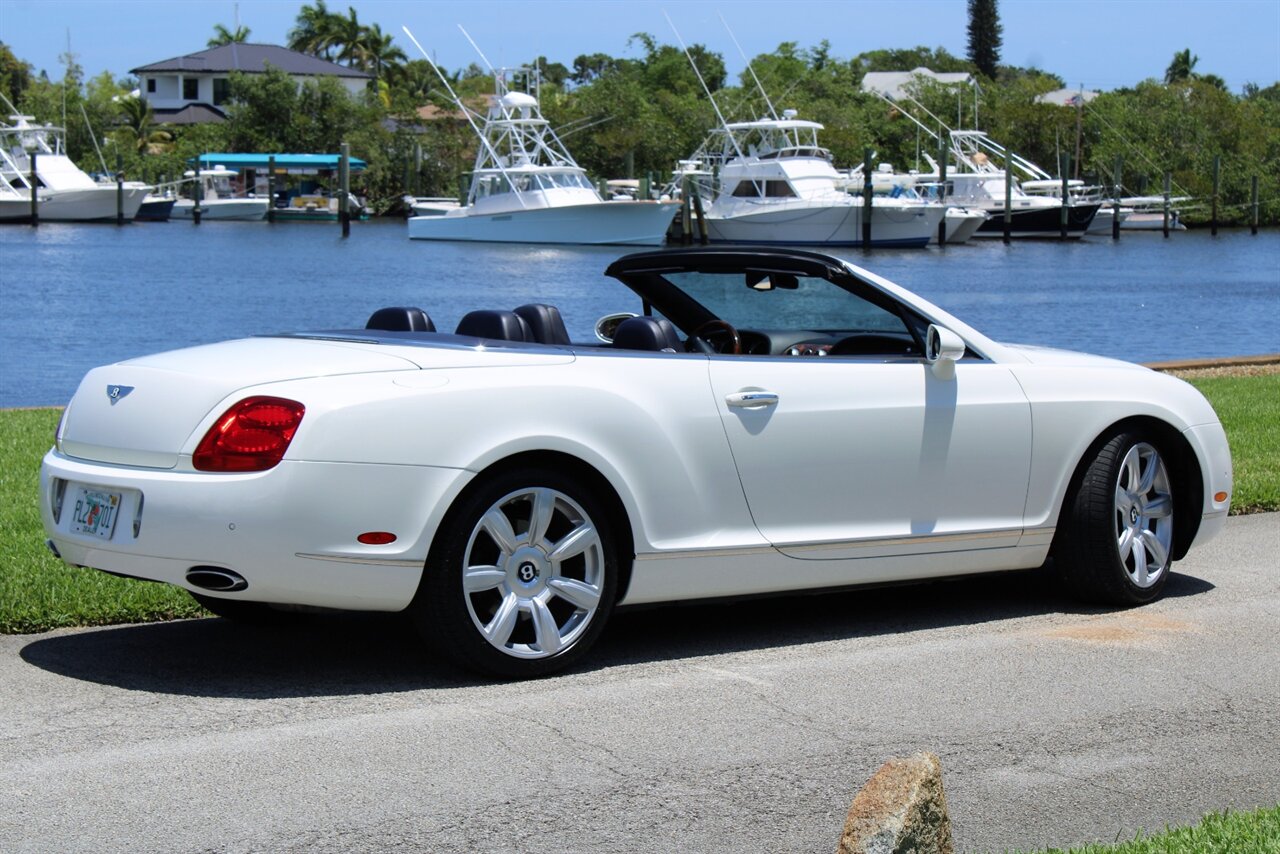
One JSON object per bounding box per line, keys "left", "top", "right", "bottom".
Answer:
{"left": 1057, "top": 430, "right": 1176, "bottom": 605}
{"left": 190, "top": 592, "right": 304, "bottom": 625}
{"left": 411, "top": 467, "right": 619, "bottom": 679}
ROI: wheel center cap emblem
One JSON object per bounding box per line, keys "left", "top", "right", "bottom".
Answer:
{"left": 1129, "top": 506, "right": 1140, "bottom": 525}
{"left": 517, "top": 561, "right": 539, "bottom": 584}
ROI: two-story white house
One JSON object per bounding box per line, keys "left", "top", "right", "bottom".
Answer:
{"left": 130, "top": 44, "right": 373, "bottom": 124}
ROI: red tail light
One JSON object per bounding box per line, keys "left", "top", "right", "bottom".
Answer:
{"left": 193, "top": 396, "right": 306, "bottom": 472}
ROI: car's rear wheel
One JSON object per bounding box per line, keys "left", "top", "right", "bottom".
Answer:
{"left": 1058, "top": 431, "right": 1175, "bottom": 604}
{"left": 412, "top": 468, "right": 618, "bottom": 678}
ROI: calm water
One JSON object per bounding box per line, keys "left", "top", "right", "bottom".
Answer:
{"left": 1, "top": 219, "right": 1277, "bottom": 407}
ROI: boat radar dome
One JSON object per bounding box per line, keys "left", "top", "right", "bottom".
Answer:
{"left": 500, "top": 92, "right": 538, "bottom": 116}
{"left": 782, "top": 109, "right": 798, "bottom": 119}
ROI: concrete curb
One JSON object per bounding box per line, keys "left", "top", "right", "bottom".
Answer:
{"left": 1144, "top": 353, "right": 1280, "bottom": 371}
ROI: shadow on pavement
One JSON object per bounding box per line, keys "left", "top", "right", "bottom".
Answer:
{"left": 18, "top": 568, "right": 1213, "bottom": 699}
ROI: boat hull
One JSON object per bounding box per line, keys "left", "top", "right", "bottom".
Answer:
{"left": 935, "top": 209, "right": 988, "bottom": 244}
{"left": 705, "top": 202, "right": 939, "bottom": 247}
{"left": 171, "top": 199, "right": 269, "bottom": 221}
{"left": 28, "top": 186, "right": 148, "bottom": 222}
{"left": 972, "top": 203, "right": 1100, "bottom": 239}
{"left": 408, "top": 201, "right": 679, "bottom": 246}
{"left": 135, "top": 197, "right": 176, "bottom": 222}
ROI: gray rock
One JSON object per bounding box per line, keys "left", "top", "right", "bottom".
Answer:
{"left": 836, "top": 751, "right": 954, "bottom": 854}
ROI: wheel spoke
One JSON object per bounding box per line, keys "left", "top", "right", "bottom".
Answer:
{"left": 1141, "top": 529, "right": 1169, "bottom": 572}
{"left": 1137, "top": 450, "right": 1159, "bottom": 494}
{"left": 463, "top": 566, "right": 505, "bottom": 592}
{"left": 480, "top": 508, "right": 518, "bottom": 555}
{"left": 483, "top": 592, "right": 520, "bottom": 647}
{"left": 1115, "top": 483, "right": 1132, "bottom": 512}
{"left": 1144, "top": 494, "right": 1173, "bottom": 519}
{"left": 1117, "top": 526, "right": 1135, "bottom": 562}
{"left": 1121, "top": 445, "right": 1142, "bottom": 491}
{"left": 530, "top": 597, "right": 562, "bottom": 654}
{"left": 1132, "top": 538, "right": 1150, "bottom": 585}
{"left": 527, "top": 488, "right": 556, "bottom": 547}
{"left": 549, "top": 522, "right": 599, "bottom": 562}
{"left": 548, "top": 577, "right": 602, "bottom": 611}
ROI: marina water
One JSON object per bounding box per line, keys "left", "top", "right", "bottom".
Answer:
{"left": 1, "top": 220, "right": 1277, "bottom": 408}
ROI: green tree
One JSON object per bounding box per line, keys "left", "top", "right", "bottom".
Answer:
{"left": 967, "top": 0, "right": 1002, "bottom": 78}
{"left": 288, "top": 1, "right": 339, "bottom": 60}
{"left": 208, "top": 23, "right": 251, "bottom": 47}
{"left": 1164, "top": 48, "right": 1198, "bottom": 84}
{"left": 112, "top": 95, "right": 173, "bottom": 155}
{"left": 1, "top": 41, "right": 34, "bottom": 108}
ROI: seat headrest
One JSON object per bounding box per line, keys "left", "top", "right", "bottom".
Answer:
{"left": 365, "top": 306, "right": 436, "bottom": 332}
{"left": 613, "top": 316, "right": 683, "bottom": 352}
{"left": 455, "top": 310, "right": 532, "bottom": 342}
{"left": 514, "top": 303, "right": 571, "bottom": 345}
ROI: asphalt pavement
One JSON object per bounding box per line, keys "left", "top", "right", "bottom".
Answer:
{"left": 2, "top": 513, "right": 1277, "bottom": 853}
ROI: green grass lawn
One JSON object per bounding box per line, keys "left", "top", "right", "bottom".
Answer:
{"left": 1183, "top": 374, "right": 1280, "bottom": 514}
{"left": 0, "top": 408, "right": 204, "bottom": 634}
{"left": 1015, "top": 803, "right": 1280, "bottom": 854}
{"left": 1, "top": 373, "right": 1275, "bottom": 635}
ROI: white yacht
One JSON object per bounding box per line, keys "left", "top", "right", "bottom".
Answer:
{"left": 0, "top": 115, "right": 147, "bottom": 221}
{"left": 692, "top": 113, "right": 943, "bottom": 247}
{"left": 408, "top": 69, "right": 677, "bottom": 245}
{"left": 843, "top": 165, "right": 988, "bottom": 244}
{"left": 170, "top": 167, "right": 269, "bottom": 221}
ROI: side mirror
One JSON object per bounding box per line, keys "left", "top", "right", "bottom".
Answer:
{"left": 595, "top": 312, "right": 638, "bottom": 343}
{"left": 925, "top": 324, "right": 965, "bottom": 380}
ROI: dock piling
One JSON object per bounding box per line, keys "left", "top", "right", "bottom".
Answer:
{"left": 1251, "top": 175, "right": 1260, "bottom": 235}
{"left": 936, "top": 135, "right": 947, "bottom": 247}
{"left": 861, "top": 148, "right": 873, "bottom": 249}
{"left": 1211, "top": 155, "right": 1220, "bottom": 236}
{"left": 29, "top": 151, "right": 38, "bottom": 226}
{"left": 1112, "top": 155, "right": 1122, "bottom": 240}
{"left": 1059, "top": 154, "right": 1069, "bottom": 240}
{"left": 193, "top": 158, "right": 202, "bottom": 225}
{"left": 1162, "top": 172, "right": 1171, "bottom": 238}
{"left": 267, "top": 156, "right": 276, "bottom": 223}
{"left": 116, "top": 151, "right": 124, "bottom": 225}
{"left": 1003, "top": 161, "right": 1012, "bottom": 242}
{"left": 339, "top": 142, "right": 350, "bottom": 238}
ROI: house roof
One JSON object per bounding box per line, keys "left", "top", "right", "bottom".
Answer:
{"left": 152, "top": 103, "right": 228, "bottom": 125}
{"left": 131, "top": 44, "right": 372, "bottom": 79}
{"left": 861, "top": 68, "right": 975, "bottom": 100}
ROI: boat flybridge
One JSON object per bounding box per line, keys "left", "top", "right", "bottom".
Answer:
{"left": 0, "top": 115, "right": 148, "bottom": 222}
{"left": 692, "top": 111, "right": 944, "bottom": 247}
{"left": 407, "top": 68, "right": 677, "bottom": 245}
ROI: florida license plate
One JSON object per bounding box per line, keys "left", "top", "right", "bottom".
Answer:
{"left": 69, "top": 487, "right": 122, "bottom": 540}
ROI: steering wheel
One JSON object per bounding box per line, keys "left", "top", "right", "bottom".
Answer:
{"left": 686, "top": 319, "right": 742, "bottom": 355}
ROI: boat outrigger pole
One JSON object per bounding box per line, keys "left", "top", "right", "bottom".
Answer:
{"left": 400, "top": 25, "right": 529, "bottom": 209}
{"left": 663, "top": 10, "right": 744, "bottom": 159}
{"left": 718, "top": 13, "right": 777, "bottom": 121}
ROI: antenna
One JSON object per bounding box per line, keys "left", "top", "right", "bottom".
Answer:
{"left": 79, "top": 102, "right": 109, "bottom": 174}
{"left": 718, "top": 12, "right": 776, "bottom": 120}
{"left": 663, "top": 10, "right": 742, "bottom": 158}
{"left": 458, "top": 25, "right": 496, "bottom": 74}
{"left": 400, "top": 26, "right": 527, "bottom": 209}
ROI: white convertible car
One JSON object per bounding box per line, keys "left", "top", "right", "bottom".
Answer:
{"left": 41, "top": 248, "right": 1232, "bottom": 677}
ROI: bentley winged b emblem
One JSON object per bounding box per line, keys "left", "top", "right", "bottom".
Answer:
{"left": 106, "top": 385, "right": 134, "bottom": 405}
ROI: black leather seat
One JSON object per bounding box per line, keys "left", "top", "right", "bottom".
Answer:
{"left": 514, "top": 304, "right": 571, "bottom": 345}
{"left": 455, "top": 310, "right": 532, "bottom": 342}
{"left": 365, "top": 306, "right": 436, "bottom": 332}
{"left": 613, "top": 316, "right": 684, "bottom": 352}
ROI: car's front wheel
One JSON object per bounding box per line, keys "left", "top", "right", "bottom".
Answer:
{"left": 1058, "top": 431, "right": 1176, "bottom": 604}
{"left": 412, "top": 468, "right": 618, "bottom": 678}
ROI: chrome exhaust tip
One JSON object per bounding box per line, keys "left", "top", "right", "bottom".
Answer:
{"left": 186, "top": 566, "right": 249, "bottom": 593}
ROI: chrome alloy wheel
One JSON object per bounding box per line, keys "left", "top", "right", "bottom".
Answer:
{"left": 461, "top": 487, "right": 606, "bottom": 659}
{"left": 1113, "top": 442, "right": 1174, "bottom": 588}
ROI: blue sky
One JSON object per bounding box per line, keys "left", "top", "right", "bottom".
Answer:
{"left": 2, "top": 0, "right": 1277, "bottom": 94}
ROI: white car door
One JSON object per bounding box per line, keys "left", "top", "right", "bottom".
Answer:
{"left": 708, "top": 355, "right": 1033, "bottom": 561}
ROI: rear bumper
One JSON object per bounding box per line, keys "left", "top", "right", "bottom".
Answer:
{"left": 40, "top": 450, "right": 472, "bottom": 610}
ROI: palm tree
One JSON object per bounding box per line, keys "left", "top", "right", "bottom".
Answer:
{"left": 1164, "top": 49, "right": 1199, "bottom": 84}
{"left": 288, "top": 1, "right": 338, "bottom": 61}
{"left": 208, "top": 23, "right": 251, "bottom": 48}
{"left": 354, "top": 23, "right": 407, "bottom": 81}
{"left": 114, "top": 96, "right": 173, "bottom": 155}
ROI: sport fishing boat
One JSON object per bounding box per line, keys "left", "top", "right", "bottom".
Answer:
{"left": 0, "top": 115, "right": 148, "bottom": 222}
{"left": 692, "top": 113, "right": 943, "bottom": 247}
{"left": 407, "top": 66, "right": 677, "bottom": 245}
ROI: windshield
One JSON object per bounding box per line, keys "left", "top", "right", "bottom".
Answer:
{"left": 660, "top": 270, "right": 911, "bottom": 334}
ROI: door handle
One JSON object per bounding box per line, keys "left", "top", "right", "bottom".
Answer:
{"left": 725, "top": 391, "right": 778, "bottom": 409}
